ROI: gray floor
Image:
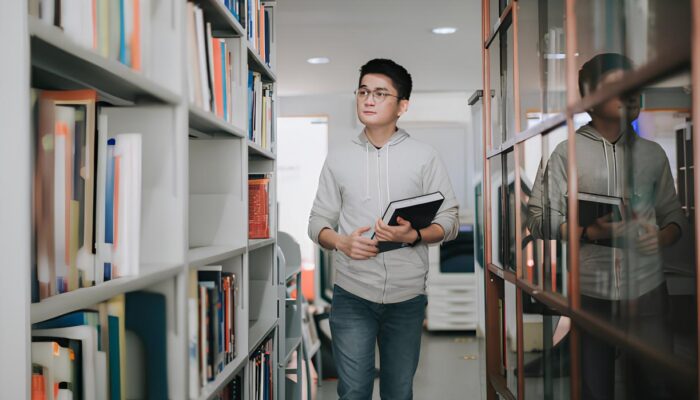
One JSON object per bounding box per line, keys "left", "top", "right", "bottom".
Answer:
{"left": 316, "top": 330, "right": 486, "bottom": 400}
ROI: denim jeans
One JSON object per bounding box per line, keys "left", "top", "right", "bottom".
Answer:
{"left": 330, "top": 284, "right": 427, "bottom": 400}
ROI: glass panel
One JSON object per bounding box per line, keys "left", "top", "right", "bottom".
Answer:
{"left": 506, "top": 151, "right": 517, "bottom": 271}
{"left": 490, "top": 33, "right": 503, "bottom": 148}
{"left": 522, "top": 297, "right": 570, "bottom": 399}
{"left": 523, "top": 125, "right": 569, "bottom": 296}
{"left": 504, "top": 281, "right": 519, "bottom": 396}
{"left": 505, "top": 26, "right": 516, "bottom": 139}
{"left": 575, "top": 0, "right": 691, "bottom": 98}
{"left": 490, "top": 155, "right": 504, "bottom": 268}
{"left": 517, "top": 0, "right": 567, "bottom": 129}
{"left": 489, "top": 0, "right": 508, "bottom": 36}
{"left": 575, "top": 69, "right": 697, "bottom": 397}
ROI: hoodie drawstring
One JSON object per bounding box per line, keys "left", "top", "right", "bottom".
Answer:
{"left": 386, "top": 145, "right": 391, "bottom": 205}
{"left": 364, "top": 142, "right": 370, "bottom": 201}
{"left": 602, "top": 140, "right": 611, "bottom": 196}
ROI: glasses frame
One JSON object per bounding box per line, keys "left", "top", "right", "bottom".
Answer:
{"left": 354, "top": 88, "right": 403, "bottom": 103}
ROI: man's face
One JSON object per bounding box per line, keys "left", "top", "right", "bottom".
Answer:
{"left": 591, "top": 69, "right": 641, "bottom": 122}
{"left": 356, "top": 73, "right": 408, "bottom": 128}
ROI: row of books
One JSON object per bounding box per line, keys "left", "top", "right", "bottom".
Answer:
{"left": 212, "top": 376, "right": 242, "bottom": 400}
{"left": 247, "top": 0, "right": 273, "bottom": 67}
{"left": 249, "top": 338, "right": 274, "bottom": 400}
{"left": 33, "top": 89, "right": 142, "bottom": 302}
{"left": 188, "top": 267, "right": 238, "bottom": 398}
{"left": 31, "top": 291, "right": 168, "bottom": 400}
{"left": 186, "top": 2, "right": 243, "bottom": 121}
{"left": 29, "top": 0, "right": 146, "bottom": 71}
{"left": 248, "top": 176, "right": 271, "bottom": 239}
{"left": 248, "top": 71, "right": 274, "bottom": 150}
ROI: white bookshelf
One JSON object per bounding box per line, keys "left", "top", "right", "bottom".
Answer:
{"left": 2, "top": 0, "right": 282, "bottom": 398}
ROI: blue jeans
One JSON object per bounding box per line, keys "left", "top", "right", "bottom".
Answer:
{"left": 330, "top": 284, "right": 427, "bottom": 400}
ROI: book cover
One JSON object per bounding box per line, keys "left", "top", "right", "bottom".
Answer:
{"left": 371, "top": 192, "right": 445, "bottom": 253}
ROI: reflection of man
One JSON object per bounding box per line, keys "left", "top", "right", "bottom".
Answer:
{"left": 527, "top": 53, "right": 685, "bottom": 399}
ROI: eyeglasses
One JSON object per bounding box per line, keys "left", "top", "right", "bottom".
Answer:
{"left": 354, "top": 88, "right": 401, "bottom": 104}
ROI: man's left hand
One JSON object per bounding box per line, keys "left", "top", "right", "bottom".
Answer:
{"left": 374, "top": 217, "right": 418, "bottom": 243}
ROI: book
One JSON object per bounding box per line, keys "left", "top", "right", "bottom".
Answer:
{"left": 575, "top": 191, "right": 625, "bottom": 247}
{"left": 371, "top": 191, "right": 445, "bottom": 253}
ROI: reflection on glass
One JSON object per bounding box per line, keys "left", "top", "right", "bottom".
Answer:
{"left": 506, "top": 151, "right": 517, "bottom": 271}
{"left": 506, "top": 26, "right": 516, "bottom": 138}
{"left": 521, "top": 297, "right": 570, "bottom": 399}
{"left": 517, "top": 0, "right": 567, "bottom": 129}
{"left": 504, "top": 281, "right": 519, "bottom": 395}
{"left": 490, "top": 156, "right": 504, "bottom": 268}
{"left": 575, "top": 0, "right": 690, "bottom": 88}
{"left": 544, "top": 52, "right": 696, "bottom": 397}
{"left": 490, "top": 33, "right": 503, "bottom": 148}
{"left": 524, "top": 125, "right": 569, "bottom": 296}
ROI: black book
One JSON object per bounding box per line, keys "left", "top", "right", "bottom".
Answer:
{"left": 371, "top": 192, "right": 445, "bottom": 253}
{"left": 575, "top": 192, "right": 624, "bottom": 247}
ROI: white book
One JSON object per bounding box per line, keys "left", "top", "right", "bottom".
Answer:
{"left": 31, "top": 341, "right": 73, "bottom": 400}
{"left": 94, "top": 114, "right": 109, "bottom": 285}
{"left": 254, "top": 73, "right": 262, "bottom": 144}
{"left": 188, "top": 296, "right": 200, "bottom": 398}
{"left": 185, "top": 3, "right": 199, "bottom": 106}
{"left": 56, "top": 389, "right": 73, "bottom": 400}
{"left": 39, "top": 0, "right": 54, "bottom": 25}
{"left": 95, "top": 350, "right": 108, "bottom": 400}
{"left": 54, "top": 106, "right": 75, "bottom": 294}
{"left": 33, "top": 326, "right": 99, "bottom": 400}
{"left": 112, "top": 134, "right": 142, "bottom": 278}
{"left": 194, "top": 6, "right": 210, "bottom": 111}
{"left": 123, "top": 0, "right": 134, "bottom": 66}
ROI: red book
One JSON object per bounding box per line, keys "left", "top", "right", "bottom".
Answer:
{"left": 212, "top": 38, "right": 223, "bottom": 117}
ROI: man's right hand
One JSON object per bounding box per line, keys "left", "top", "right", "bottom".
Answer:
{"left": 336, "top": 226, "right": 379, "bottom": 260}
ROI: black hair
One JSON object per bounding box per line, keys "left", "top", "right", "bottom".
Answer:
{"left": 578, "top": 53, "right": 634, "bottom": 98}
{"left": 358, "top": 58, "right": 413, "bottom": 100}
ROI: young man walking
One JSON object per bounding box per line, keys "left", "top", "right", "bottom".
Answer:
{"left": 308, "top": 58, "right": 459, "bottom": 400}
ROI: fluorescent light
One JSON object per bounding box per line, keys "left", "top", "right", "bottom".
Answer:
{"left": 432, "top": 27, "right": 457, "bottom": 35}
{"left": 307, "top": 57, "right": 330, "bottom": 64}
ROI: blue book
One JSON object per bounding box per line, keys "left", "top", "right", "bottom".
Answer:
{"left": 108, "top": 315, "right": 122, "bottom": 400}
{"left": 119, "top": 0, "right": 126, "bottom": 64}
{"left": 199, "top": 269, "right": 224, "bottom": 373}
{"left": 264, "top": 8, "right": 270, "bottom": 65}
{"left": 33, "top": 310, "right": 102, "bottom": 350}
{"left": 221, "top": 42, "right": 227, "bottom": 122}
{"left": 125, "top": 291, "right": 168, "bottom": 400}
{"left": 104, "top": 138, "right": 116, "bottom": 281}
{"left": 248, "top": 71, "right": 254, "bottom": 140}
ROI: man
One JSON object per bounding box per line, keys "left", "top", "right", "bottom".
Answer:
{"left": 526, "top": 53, "right": 684, "bottom": 399}
{"left": 308, "top": 58, "right": 459, "bottom": 400}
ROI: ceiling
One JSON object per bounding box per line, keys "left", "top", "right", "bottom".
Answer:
{"left": 275, "top": 0, "right": 483, "bottom": 97}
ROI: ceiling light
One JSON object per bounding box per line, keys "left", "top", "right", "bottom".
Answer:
{"left": 307, "top": 57, "right": 330, "bottom": 65}
{"left": 432, "top": 27, "right": 457, "bottom": 35}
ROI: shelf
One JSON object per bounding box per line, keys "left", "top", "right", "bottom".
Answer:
{"left": 193, "top": 0, "right": 246, "bottom": 37}
{"left": 248, "top": 318, "right": 278, "bottom": 353}
{"left": 284, "top": 337, "right": 303, "bottom": 364}
{"left": 248, "top": 141, "right": 276, "bottom": 159}
{"left": 189, "top": 105, "right": 247, "bottom": 138}
{"left": 248, "top": 238, "right": 275, "bottom": 252}
{"left": 28, "top": 16, "right": 179, "bottom": 105}
{"left": 31, "top": 263, "right": 183, "bottom": 324}
{"left": 197, "top": 353, "right": 247, "bottom": 400}
{"left": 188, "top": 245, "right": 247, "bottom": 267}
{"left": 285, "top": 265, "right": 302, "bottom": 283}
{"left": 246, "top": 42, "right": 276, "bottom": 83}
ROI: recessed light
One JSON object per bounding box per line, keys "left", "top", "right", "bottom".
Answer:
{"left": 307, "top": 57, "right": 330, "bottom": 64}
{"left": 432, "top": 27, "right": 457, "bottom": 35}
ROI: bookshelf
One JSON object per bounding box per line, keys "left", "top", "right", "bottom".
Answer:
{"left": 2, "top": 0, "right": 282, "bottom": 399}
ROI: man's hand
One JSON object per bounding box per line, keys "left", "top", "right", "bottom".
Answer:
{"left": 585, "top": 213, "right": 626, "bottom": 241}
{"left": 636, "top": 223, "right": 660, "bottom": 255}
{"left": 336, "top": 226, "right": 379, "bottom": 260}
{"left": 374, "top": 217, "right": 418, "bottom": 244}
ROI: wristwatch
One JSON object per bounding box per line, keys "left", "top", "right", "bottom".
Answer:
{"left": 409, "top": 228, "right": 422, "bottom": 247}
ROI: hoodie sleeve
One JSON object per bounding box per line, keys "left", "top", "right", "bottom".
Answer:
{"left": 526, "top": 144, "right": 568, "bottom": 240}
{"left": 308, "top": 159, "right": 342, "bottom": 245}
{"left": 654, "top": 155, "right": 686, "bottom": 234}
{"left": 423, "top": 151, "right": 460, "bottom": 242}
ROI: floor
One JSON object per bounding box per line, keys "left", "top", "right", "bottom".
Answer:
{"left": 315, "top": 330, "right": 486, "bottom": 400}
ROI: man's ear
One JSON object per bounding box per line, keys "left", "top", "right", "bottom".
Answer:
{"left": 398, "top": 99, "right": 409, "bottom": 117}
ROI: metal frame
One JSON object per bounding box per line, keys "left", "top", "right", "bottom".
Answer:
{"left": 481, "top": 0, "right": 700, "bottom": 398}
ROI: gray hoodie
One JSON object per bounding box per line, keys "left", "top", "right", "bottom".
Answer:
{"left": 527, "top": 124, "right": 686, "bottom": 300}
{"left": 308, "top": 128, "right": 459, "bottom": 304}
